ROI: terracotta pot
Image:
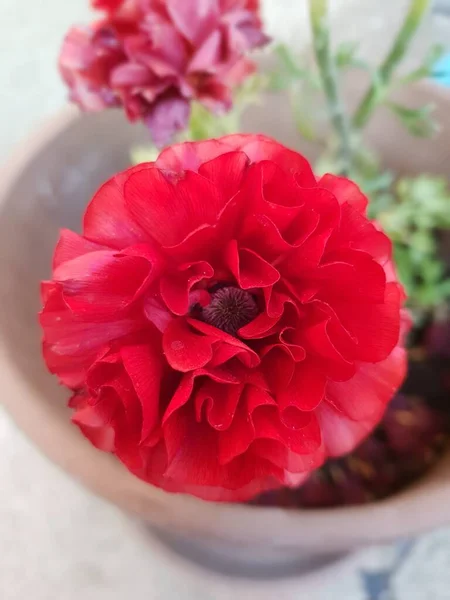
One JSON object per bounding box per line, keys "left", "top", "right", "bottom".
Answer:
{"left": 1, "top": 82, "right": 450, "bottom": 578}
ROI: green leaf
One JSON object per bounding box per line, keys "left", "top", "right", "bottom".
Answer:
{"left": 274, "top": 44, "right": 305, "bottom": 79}
{"left": 421, "top": 258, "right": 444, "bottom": 285}
{"left": 289, "top": 85, "right": 318, "bottom": 141}
{"left": 362, "top": 171, "right": 394, "bottom": 194}
{"left": 409, "top": 230, "right": 436, "bottom": 257}
{"left": 387, "top": 102, "right": 437, "bottom": 137}
{"left": 424, "top": 43, "right": 446, "bottom": 70}
{"left": 370, "top": 69, "right": 388, "bottom": 105}
{"left": 437, "top": 279, "right": 450, "bottom": 300}
{"left": 335, "top": 41, "right": 367, "bottom": 70}
{"left": 395, "top": 175, "right": 450, "bottom": 229}
{"left": 400, "top": 44, "right": 445, "bottom": 84}
{"left": 394, "top": 244, "right": 414, "bottom": 292}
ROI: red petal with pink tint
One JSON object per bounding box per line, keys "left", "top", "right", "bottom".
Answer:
{"left": 278, "top": 359, "right": 326, "bottom": 414}
{"left": 252, "top": 404, "right": 321, "bottom": 455}
{"left": 260, "top": 345, "right": 295, "bottom": 394}
{"left": 40, "top": 282, "right": 138, "bottom": 361}
{"left": 160, "top": 261, "right": 214, "bottom": 315}
{"left": 225, "top": 239, "right": 279, "bottom": 289}
{"left": 218, "top": 399, "right": 256, "bottom": 464}
{"left": 319, "top": 174, "right": 368, "bottom": 213}
{"left": 54, "top": 250, "right": 155, "bottom": 319}
{"left": 195, "top": 380, "right": 244, "bottom": 430}
{"left": 53, "top": 229, "right": 109, "bottom": 270}
{"left": 189, "top": 318, "right": 260, "bottom": 368}
{"left": 334, "top": 282, "right": 402, "bottom": 363}
{"left": 327, "top": 346, "right": 407, "bottom": 421}
{"left": 163, "top": 318, "right": 214, "bottom": 372}
{"left": 84, "top": 171, "right": 149, "bottom": 248}
{"left": 198, "top": 151, "right": 249, "bottom": 204}
{"left": 221, "top": 134, "right": 317, "bottom": 186}
{"left": 328, "top": 200, "right": 392, "bottom": 263}
{"left": 121, "top": 343, "right": 163, "bottom": 441}
{"left": 125, "top": 167, "right": 223, "bottom": 247}
{"left": 316, "top": 400, "right": 377, "bottom": 456}
{"left": 156, "top": 138, "right": 237, "bottom": 172}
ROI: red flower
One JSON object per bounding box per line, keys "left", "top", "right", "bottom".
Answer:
{"left": 59, "top": 0, "right": 268, "bottom": 146}
{"left": 40, "top": 135, "right": 407, "bottom": 502}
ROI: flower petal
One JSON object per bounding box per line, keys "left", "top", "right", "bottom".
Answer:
{"left": 333, "top": 282, "right": 402, "bottom": 363}
{"left": 53, "top": 229, "right": 109, "bottom": 269}
{"left": 221, "top": 134, "right": 317, "bottom": 186}
{"left": 225, "top": 239, "right": 280, "bottom": 289}
{"left": 316, "top": 400, "right": 378, "bottom": 456}
{"left": 278, "top": 359, "right": 327, "bottom": 414}
{"left": 144, "top": 94, "right": 191, "bottom": 148}
{"left": 121, "top": 343, "right": 163, "bottom": 441}
{"left": 166, "top": 0, "right": 219, "bottom": 44}
{"left": 125, "top": 167, "right": 224, "bottom": 247}
{"left": 53, "top": 249, "right": 157, "bottom": 319}
{"left": 163, "top": 318, "right": 214, "bottom": 372}
{"left": 83, "top": 170, "right": 149, "bottom": 248}
{"left": 160, "top": 261, "right": 214, "bottom": 315}
{"left": 319, "top": 174, "right": 368, "bottom": 213}
{"left": 327, "top": 345, "right": 407, "bottom": 421}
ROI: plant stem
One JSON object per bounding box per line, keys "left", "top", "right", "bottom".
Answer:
{"left": 353, "top": 0, "right": 431, "bottom": 129}
{"left": 309, "top": 0, "right": 353, "bottom": 176}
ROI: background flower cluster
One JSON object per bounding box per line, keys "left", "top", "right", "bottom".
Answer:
{"left": 59, "top": 0, "right": 268, "bottom": 146}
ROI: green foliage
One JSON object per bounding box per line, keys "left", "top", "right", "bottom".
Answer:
{"left": 378, "top": 175, "right": 450, "bottom": 316}
{"left": 334, "top": 41, "right": 367, "bottom": 70}
{"left": 399, "top": 44, "right": 445, "bottom": 84}
{"left": 387, "top": 102, "right": 437, "bottom": 138}
{"left": 269, "top": 44, "right": 309, "bottom": 90}
{"left": 268, "top": 44, "right": 322, "bottom": 141}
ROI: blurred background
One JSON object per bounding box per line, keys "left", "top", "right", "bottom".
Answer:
{"left": 2, "top": 1, "right": 450, "bottom": 599}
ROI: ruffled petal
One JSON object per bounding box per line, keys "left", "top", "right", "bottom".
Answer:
{"left": 316, "top": 400, "right": 379, "bottom": 457}
{"left": 163, "top": 318, "right": 214, "bottom": 372}
{"left": 53, "top": 248, "right": 158, "bottom": 319}
{"left": 83, "top": 170, "right": 150, "bottom": 248}
{"left": 225, "top": 239, "right": 280, "bottom": 289}
{"left": 319, "top": 174, "right": 368, "bottom": 213}
{"left": 121, "top": 343, "right": 163, "bottom": 441}
{"left": 166, "top": 0, "right": 219, "bottom": 45}
{"left": 333, "top": 282, "right": 402, "bottom": 363}
{"left": 125, "top": 167, "right": 224, "bottom": 247}
{"left": 53, "top": 229, "right": 109, "bottom": 269}
{"left": 327, "top": 345, "right": 407, "bottom": 421}
{"left": 160, "top": 261, "right": 214, "bottom": 315}
{"left": 220, "top": 134, "right": 317, "bottom": 186}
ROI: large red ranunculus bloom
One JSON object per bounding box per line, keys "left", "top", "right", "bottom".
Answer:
{"left": 59, "top": 0, "right": 268, "bottom": 146}
{"left": 40, "top": 135, "right": 407, "bottom": 502}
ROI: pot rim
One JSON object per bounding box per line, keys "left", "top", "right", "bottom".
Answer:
{"left": 1, "top": 103, "right": 450, "bottom": 552}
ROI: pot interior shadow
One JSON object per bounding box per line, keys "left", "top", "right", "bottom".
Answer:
{"left": 148, "top": 525, "right": 349, "bottom": 580}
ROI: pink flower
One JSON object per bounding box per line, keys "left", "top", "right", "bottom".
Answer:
{"left": 59, "top": 0, "right": 269, "bottom": 145}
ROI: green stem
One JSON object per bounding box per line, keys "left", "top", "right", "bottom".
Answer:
{"left": 352, "top": 0, "right": 431, "bottom": 129}
{"left": 309, "top": 0, "right": 352, "bottom": 176}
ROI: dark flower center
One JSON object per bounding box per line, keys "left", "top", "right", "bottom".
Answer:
{"left": 201, "top": 286, "right": 259, "bottom": 337}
